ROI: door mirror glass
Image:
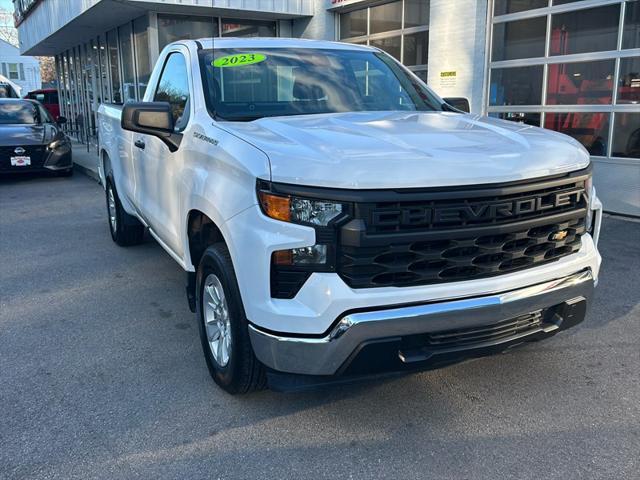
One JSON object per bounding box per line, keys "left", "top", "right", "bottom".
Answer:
{"left": 444, "top": 97, "right": 470, "bottom": 113}
{"left": 121, "top": 101, "right": 181, "bottom": 152}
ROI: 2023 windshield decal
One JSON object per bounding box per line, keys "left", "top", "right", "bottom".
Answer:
{"left": 213, "top": 53, "right": 267, "bottom": 68}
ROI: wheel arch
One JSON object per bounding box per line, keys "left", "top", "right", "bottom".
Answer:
{"left": 186, "top": 209, "right": 229, "bottom": 270}
{"left": 99, "top": 148, "right": 111, "bottom": 186}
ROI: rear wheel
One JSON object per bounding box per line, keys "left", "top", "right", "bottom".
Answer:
{"left": 196, "top": 244, "right": 266, "bottom": 394}
{"left": 105, "top": 176, "right": 145, "bottom": 246}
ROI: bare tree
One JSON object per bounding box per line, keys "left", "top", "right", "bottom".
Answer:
{"left": 0, "top": 8, "right": 18, "bottom": 47}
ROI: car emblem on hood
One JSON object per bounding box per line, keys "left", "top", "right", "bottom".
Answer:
{"left": 14, "top": 147, "right": 26, "bottom": 155}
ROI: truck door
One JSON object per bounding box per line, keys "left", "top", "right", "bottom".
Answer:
{"left": 132, "top": 49, "right": 191, "bottom": 258}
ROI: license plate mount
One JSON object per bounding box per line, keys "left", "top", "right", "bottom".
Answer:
{"left": 10, "top": 156, "right": 31, "bottom": 166}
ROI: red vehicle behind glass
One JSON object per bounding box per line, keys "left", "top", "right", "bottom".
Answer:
{"left": 25, "top": 88, "right": 60, "bottom": 120}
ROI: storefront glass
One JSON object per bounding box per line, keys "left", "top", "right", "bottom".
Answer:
{"left": 106, "top": 29, "right": 122, "bottom": 104}
{"left": 489, "top": 0, "right": 640, "bottom": 159}
{"left": 338, "top": 0, "right": 430, "bottom": 80}
{"left": 134, "top": 16, "right": 151, "bottom": 100}
{"left": 221, "top": 19, "right": 277, "bottom": 37}
{"left": 158, "top": 15, "right": 219, "bottom": 50}
{"left": 119, "top": 22, "right": 136, "bottom": 103}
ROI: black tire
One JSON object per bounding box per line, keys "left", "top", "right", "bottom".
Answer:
{"left": 196, "top": 243, "right": 266, "bottom": 394}
{"left": 105, "top": 175, "right": 145, "bottom": 246}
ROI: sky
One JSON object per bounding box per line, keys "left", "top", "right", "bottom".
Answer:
{"left": 0, "top": 0, "right": 12, "bottom": 10}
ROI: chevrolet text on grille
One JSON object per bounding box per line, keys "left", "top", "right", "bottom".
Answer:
{"left": 371, "top": 188, "right": 586, "bottom": 226}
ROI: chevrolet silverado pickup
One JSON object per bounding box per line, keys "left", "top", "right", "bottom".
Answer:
{"left": 98, "top": 38, "right": 602, "bottom": 394}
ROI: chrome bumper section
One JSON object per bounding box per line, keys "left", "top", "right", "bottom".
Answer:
{"left": 249, "top": 270, "right": 595, "bottom": 376}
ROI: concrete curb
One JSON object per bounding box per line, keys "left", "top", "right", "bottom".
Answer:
{"left": 74, "top": 162, "right": 101, "bottom": 183}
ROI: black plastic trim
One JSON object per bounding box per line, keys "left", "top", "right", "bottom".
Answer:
{"left": 258, "top": 165, "right": 592, "bottom": 203}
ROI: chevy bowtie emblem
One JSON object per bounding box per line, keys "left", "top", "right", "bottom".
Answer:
{"left": 14, "top": 147, "right": 25, "bottom": 155}
{"left": 550, "top": 230, "right": 569, "bottom": 241}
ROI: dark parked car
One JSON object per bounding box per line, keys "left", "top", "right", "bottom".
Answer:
{"left": 0, "top": 98, "right": 72, "bottom": 176}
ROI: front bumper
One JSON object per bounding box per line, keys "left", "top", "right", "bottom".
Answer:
{"left": 43, "top": 144, "right": 72, "bottom": 171}
{"left": 249, "top": 269, "right": 594, "bottom": 377}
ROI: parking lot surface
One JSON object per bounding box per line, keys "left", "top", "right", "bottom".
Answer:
{"left": 1, "top": 173, "right": 639, "bottom": 480}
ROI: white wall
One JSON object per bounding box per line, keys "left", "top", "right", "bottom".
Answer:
{"left": 293, "top": 0, "right": 335, "bottom": 40}
{"left": 0, "top": 40, "right": 41, "bottom": 94}
{"left": 427, "top": 0, "right": 488, "bottom": 114}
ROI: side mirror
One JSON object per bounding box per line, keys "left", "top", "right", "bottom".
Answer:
{"left": 121, "top": 101, "right": 182, "bottom": 152}
{"left": 444, "top": 97, "right": 470, "bottom": 113}
{"left": 56, "top": 116, "right": 67, "bottom": 125}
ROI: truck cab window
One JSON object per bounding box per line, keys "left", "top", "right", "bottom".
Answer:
{"left": 154, "top": 53, "right": 190, "bottom": 131}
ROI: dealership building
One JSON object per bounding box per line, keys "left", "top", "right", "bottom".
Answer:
{"left": 12, "top": 0, "right": 640, "bottom": 215}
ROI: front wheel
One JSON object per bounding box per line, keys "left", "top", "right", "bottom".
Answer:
{"left": 196, "top": 244, "right": 266, "bottom": 394}
{"left": 105, "top": 176, "right": 145, "bottom": 246}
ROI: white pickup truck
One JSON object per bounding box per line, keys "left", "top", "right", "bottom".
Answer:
{"left": 98, "top": 38, "right": 602, "bottom": 394}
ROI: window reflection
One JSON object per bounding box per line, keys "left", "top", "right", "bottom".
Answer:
{"left": 221, "top": 19, "right": 277, "bottom": 37}
{"left": 612, "top": 113, "right": 640, "bottom": 158}
{"left": 490, "top": 66, "right": 543, "bottom": 106}
{"left": 404, "top": 0, "right": 429, "bottom": 28}
{"left": 494, "top": 0, "right": 547, "bottom": 16}
{"left": 490, "top": 112, "right": 541, "bottom": 127}
{"left": 544, "top": 112, "right": 610, "bottom": 156}
{"left": 492, "top": 16, "right": 546, "bottom": 61}
{"left": 158, "top": 15, "right": 218, "bottom": 50}
{"left": 118, "top": 23, "right": 136, "bottom": 103}
{"left": 370, "top": 36, "right": 401, "bottom": 61}
{"left": 340, "top": 9, "right": 367, "bottom": 39}
{"left": 370, "top": 1, "right": 402, "bottom": 34}
{"left": 546, "top": 60, "right": 615, "bottom": 105}
{"left": 618, "top": 57, "right": 640, "bottom": 104}
{"left": 550, "top": 5, "right": 619, "bottom": 56}
{"left": 623, "top": 1, "right": 640, "bottom": 50}
{"left": 404, "top": 31, "right": 429, "bottom": 67}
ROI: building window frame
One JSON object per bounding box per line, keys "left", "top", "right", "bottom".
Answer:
{"left": 486, "top": 0, "right": 640, "bottom": 161}
{"left": 338, "top": 0, "right": 430, "bottom": 79}
{"left": 7, "top": 63, "right": 20, "bottom": 80}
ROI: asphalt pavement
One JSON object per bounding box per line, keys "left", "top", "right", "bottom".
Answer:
{"left": 1, "top": 172, "right": 639, "bottom": 480}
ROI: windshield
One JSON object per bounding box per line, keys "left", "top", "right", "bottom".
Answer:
{"left": 200, "top": 48, "right": 442, "bottom": 121}
{"left": 0, "top": 102, "right": 40, "bottom": 124}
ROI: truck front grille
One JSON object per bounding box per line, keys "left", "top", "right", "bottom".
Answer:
{"left": 339, "top": 217, "right": 584, "bottom": 288}
{"left": 337, "top": 169, "right": 589, "bottom": 289}
{"left": 423, "top": 311, "right": 544, "bottom": 349}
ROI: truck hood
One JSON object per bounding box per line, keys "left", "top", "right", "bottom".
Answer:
{"left": 221, "top": 111, "right": 590, "bottom": 189}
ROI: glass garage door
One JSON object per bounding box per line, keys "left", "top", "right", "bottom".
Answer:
{"left": 488, "top": 0, "right": 640, "bottom": 216}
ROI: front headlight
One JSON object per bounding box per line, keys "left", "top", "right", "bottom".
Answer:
{"left": 258, "top": 191, "right": 343, "bottom": 226}
{"left": 48, "top": 138, "right": 69, "bottom": 150}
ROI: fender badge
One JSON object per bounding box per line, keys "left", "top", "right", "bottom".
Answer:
{"left": 193, "top": 131, "right": 218, "bottom": 146}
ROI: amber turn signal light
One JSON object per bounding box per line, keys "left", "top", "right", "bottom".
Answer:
{"left": 259, "top": 191, "right": 291, "bottom": 222}
{"left": 272, "top": 250, "right": 294, "bottom": 266}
